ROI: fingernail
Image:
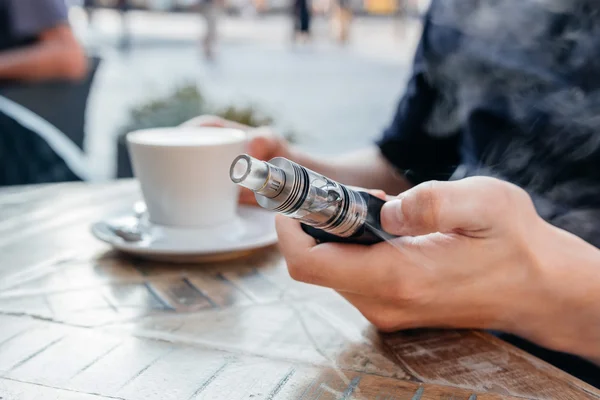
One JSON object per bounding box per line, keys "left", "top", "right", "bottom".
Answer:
{"left": 381, "top": 199, "right": 404, "bottom": 231}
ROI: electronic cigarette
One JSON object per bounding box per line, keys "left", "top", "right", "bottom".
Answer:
{"left": 229, "top": 154, "right": 397, "bottom": 245}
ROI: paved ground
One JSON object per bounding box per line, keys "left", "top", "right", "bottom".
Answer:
{"left": 70, "top": 9, "right": 422, "bottom": 179}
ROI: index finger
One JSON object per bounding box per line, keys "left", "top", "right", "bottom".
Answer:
{"left": 275, "top": 214, "right": 318, "bottom": 258}
{"left": 276, "top": 215, "right": 405, "bottom": 296}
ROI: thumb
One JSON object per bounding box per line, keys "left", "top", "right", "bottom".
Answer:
{"left": 380, "top": 177, "right": 523, "bottom": 237}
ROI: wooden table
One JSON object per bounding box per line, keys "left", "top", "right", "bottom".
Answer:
{"left": 1, "top": 181, "right": 599, "bottom": 400}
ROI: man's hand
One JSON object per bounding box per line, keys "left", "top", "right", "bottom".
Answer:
{"left": 276, "top": 177, "right": 600, "bottom": 361}
{"left": 182, "top": 115, "right": 293, "bottom": 205}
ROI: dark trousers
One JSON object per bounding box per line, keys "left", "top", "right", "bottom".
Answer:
{"left": 294, "top": 0, "right": 311, "bottom": 33}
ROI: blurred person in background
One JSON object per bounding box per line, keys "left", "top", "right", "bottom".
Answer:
{"left": 0, "top": 0, "right": 89, "bottom": 185}
{"left": 253, "top": 0, "right": 266, "bottom": 14}
{"left": 188, "top": 0, "right": 600, "bottom": 384}
{"left": 332, "top": 0, "right": 351, "bottom": 44}
{"left": 83, "top": 0, "right": 130, "bottom": 49}
{"left": 0, "top": 0, "right": 87, "bottom": 83}
{"left": 117, "top": 0, "right": 131, "bottom": 50}
{"left": 292, "top": 0, "right": 311, "bottom": 43}
{"left": 200, "top": 0, "right": 221, "bottom": 59}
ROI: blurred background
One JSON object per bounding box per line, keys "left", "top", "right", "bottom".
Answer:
{"left": 3, "top": 0, "right": 431, "bottom": 181}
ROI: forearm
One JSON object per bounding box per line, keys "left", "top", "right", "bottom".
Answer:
{"left": 514, "top": 222, "right": 600, "bottom": 365}
{"left": 0, "top": 45, "right": 81, "bottom": 81}
{"left": 288, "top": 145, "right": 413, "bottom": 195}
{"left": 0, "top": 27, "right": 86, "bottom": 81}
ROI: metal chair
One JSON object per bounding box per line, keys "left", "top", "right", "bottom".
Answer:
{"left": 0, "top": 56, "right": 101, "bottom": 185}
{"left": 0, "top": 56, "right": 101, "bottom": 151}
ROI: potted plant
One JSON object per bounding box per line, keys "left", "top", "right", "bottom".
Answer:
{"left": 116, "top": 84, "right": 288, "bottom": 178}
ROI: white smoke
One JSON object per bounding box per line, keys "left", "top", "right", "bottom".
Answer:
{"left": 420, "top": 0, "right": 600, "bottom": 246}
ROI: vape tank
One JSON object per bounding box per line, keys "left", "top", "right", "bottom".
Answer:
{"left": 230, "top": 154, "right": 396, "bottom": 245}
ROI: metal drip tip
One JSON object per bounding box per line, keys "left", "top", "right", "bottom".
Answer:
{"left": 230, "top": 154, "right": 369, "bottom": 238}
{"left": 229, "top": 154, "right": 286, "bottom": 199}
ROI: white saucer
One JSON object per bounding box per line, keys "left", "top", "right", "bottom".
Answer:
{"left": 91, "top": 205, "right": 278, "bottom": 263}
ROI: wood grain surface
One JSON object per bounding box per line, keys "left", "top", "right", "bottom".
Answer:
{"left": 0, "top": 181, "right": 598, "bottom": 400}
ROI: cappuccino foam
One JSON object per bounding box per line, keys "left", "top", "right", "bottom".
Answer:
{"left": 128, "top": 128, "right": 245, "bottom": 147}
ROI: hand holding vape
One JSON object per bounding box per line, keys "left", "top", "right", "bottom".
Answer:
{"left": 229, "top": 154, "right": 397, "bottom": 245}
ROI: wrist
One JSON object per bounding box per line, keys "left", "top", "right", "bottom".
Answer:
{"left": 513, "top": 220, "right": 600, "bottom": 361}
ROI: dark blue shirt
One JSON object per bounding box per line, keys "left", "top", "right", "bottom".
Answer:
{"left": 377, "top": 0, "right": 600, "bottom": 386}
{"left": 0, "top": 0, "right": 68, "bottom": 51}
{"left": 378, "top": 0, "right": 600, "bottom": 249}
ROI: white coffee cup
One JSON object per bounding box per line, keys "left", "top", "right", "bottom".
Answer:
{"left": 127, "top": 127, "right": 247, "bottom": 228}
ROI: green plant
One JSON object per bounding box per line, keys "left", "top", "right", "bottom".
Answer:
{"left": 118, "top": 83, "right": 296, "bottom": 142}
{"left": 118, "top": 84, "right": 204, "bottom": 137}
{"left": 216, "top": 105, "right": 273, "bottom": 128}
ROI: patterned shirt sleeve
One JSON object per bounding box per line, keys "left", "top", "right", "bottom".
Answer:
{"left": 376, "top": 2, "right": 461, "bottom": 185}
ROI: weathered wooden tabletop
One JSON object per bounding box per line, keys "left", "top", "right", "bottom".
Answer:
{"left": 0, "top": 181, "right": 598, "bottom": 400}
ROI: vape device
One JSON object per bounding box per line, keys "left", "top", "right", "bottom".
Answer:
{"left": 229, "top": 154, "right": 396, "bottom": 245}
